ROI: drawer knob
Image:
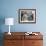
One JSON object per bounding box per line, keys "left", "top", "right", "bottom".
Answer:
{"left": 32, "top": 42, "right": 35, "bottom": 44}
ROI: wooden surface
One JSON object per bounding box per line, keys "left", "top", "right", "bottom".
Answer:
{"left": 4, "top": 32, "right": 43, "bottom": 46}
{"left": 24, "top": 40, "right": 43, "bottom": 46}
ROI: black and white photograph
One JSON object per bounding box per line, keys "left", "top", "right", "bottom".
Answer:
{"left": 19, "top": 9, "right": 36, "bottom": 23}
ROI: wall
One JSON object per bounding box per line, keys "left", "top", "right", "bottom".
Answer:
{"left": 0, "top": 0, "right": 46, "bottom": 46}
{"left": 0, "top": 0, "right": 46, "bottom": 32}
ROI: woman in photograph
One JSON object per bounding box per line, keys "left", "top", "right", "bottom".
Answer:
{"left": 21, "top": 11, "right": 29, "bottom": 21}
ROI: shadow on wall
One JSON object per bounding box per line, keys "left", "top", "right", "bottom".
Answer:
{"left": 0, "top": 16, "right": 5, "bottom": 46}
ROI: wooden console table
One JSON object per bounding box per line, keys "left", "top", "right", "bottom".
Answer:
{"left": 4, "top": 32, "right": 43, "bottom": 46}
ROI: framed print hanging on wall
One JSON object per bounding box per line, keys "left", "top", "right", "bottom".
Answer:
{"left": 18, "top": 9, "right": 36, "bottom": 24}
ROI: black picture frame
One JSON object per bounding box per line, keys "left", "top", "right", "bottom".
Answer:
{"left": 18, "top": 9, "right": 36, "bottom": 24}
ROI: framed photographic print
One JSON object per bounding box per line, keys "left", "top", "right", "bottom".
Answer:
{"left": 18, "top": 9, "right": 36, "bottom": 24}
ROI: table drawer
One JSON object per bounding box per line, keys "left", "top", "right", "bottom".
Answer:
{"left": 4, "top": 35, "right": 24, "bottom": 40}
{"left": 4, "top": 40, "right": 16, "bottom": 46}
{"left": 24, "top": 40, "right": 43, "bottom": 46}
{"left": 25, "top": 35, "right": 43, "bottom": 40}
{"left": 4, "top": 40, "right": 24, "bottom": 46}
